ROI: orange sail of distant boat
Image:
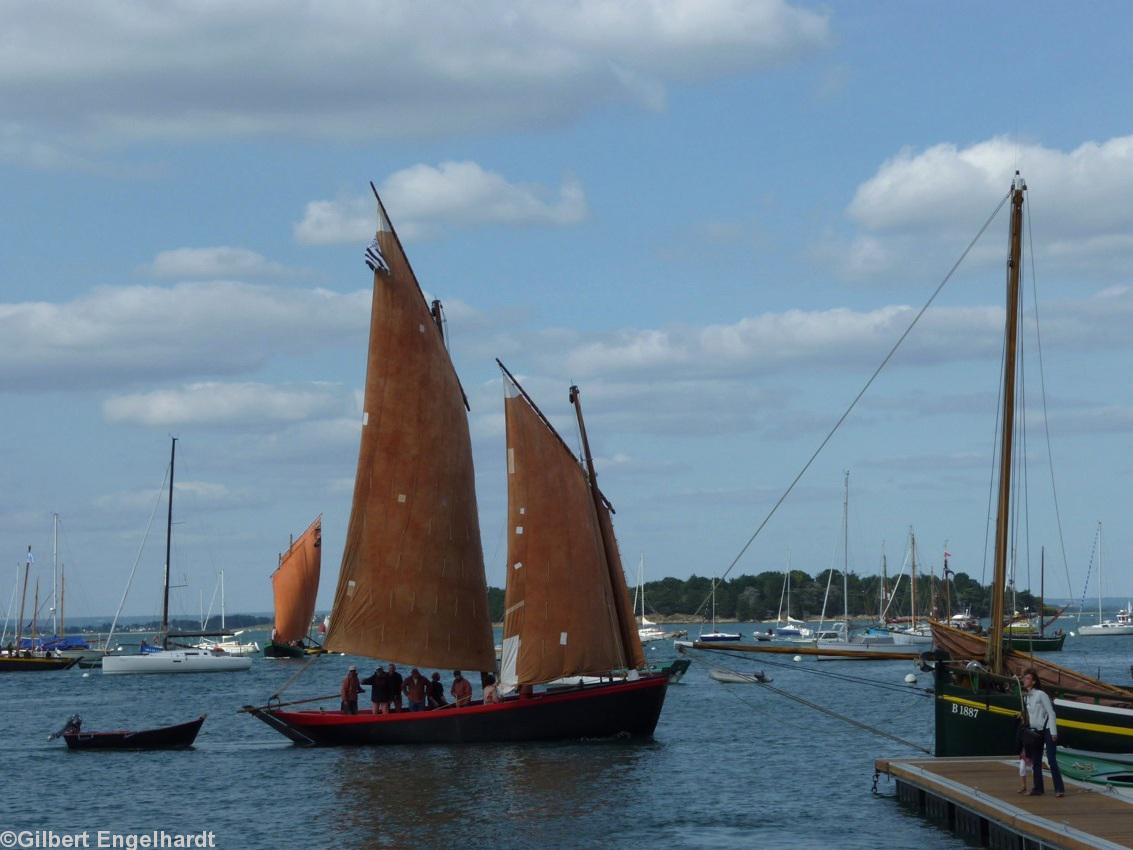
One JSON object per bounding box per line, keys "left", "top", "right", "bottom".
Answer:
{"left": 271, "top": 516, "right": 322, "bottom": 643}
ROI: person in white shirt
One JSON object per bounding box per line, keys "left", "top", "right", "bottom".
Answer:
{"left": 1021, "top": 668, "right": 1065, "bottom": 797}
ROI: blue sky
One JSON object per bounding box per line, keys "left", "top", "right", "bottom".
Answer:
{"left": 3, "top": 1, "right": 1133, "bottom": 623}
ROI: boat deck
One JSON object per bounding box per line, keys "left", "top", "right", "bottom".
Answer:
{"left": 875, "top": 755, "right": 1133, "bottom": 850}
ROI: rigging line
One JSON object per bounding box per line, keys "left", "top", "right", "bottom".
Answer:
{"left": 1025, "top": 202, "right": 1074, "bottom": 604}
{"left": 981, "top": 216, "right": 1014, "bottom": 590}
{"left": 268, "top": 652, "right": 321, "bottom": 702}
{"left": 689, "top": 646, "right": 933, "bottom": 697}
{"left": 689, "top": 189, "right": 1013, "bottom": 622}
{"left": 0, "top": 564, "right": 18, "bottom": 645}
{"left": 1078, "top": 522, "right": 1100, "bottom": 619}
{"left": 1018, "top": 296, "right": 1033, "bottom": 602}
{"left": 106, "top": 464, "right": 170, "bottom": 648}
{"left": 704, "top": 660, "right": 931, "bottom": 755}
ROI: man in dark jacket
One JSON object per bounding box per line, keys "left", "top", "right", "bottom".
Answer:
{"left": 427, "top": 672, "right": 447, "bottom": 709}
{"left": 387, "top": 663, "right": 404, "bottom": 712}
{"left": 360, "top": 667, "right": 389, "bottom": 714}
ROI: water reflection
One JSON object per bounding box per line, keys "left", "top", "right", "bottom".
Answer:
{"left": 325, "top": 741, "right": 657, "bottom": 848}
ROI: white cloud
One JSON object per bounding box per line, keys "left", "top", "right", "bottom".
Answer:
{"left": 146, "top": 247, "right": 292, "bottom": 279}
{"left": 103, "top": 382, "right": 355, "bottom": 427}
{"left": 0, "top": 1, "right": 829, "bottom": 165}
{"left": 94, "top": 480, "right": 236, "bottom": 513}
{"left": 841, "top": 134, "right": 1133, "bottom": 279}
{"left": 559, "top": 304, "right": 1004, "bottom": 379}
{"left": 295, "top": 162, "right": 588, "bottom": 244}
{"left": 0, "top": 282, "right": 370, "bottom": 390}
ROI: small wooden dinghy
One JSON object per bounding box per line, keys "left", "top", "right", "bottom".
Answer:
{"left": 50, "top": 714, "right": 205, "bottom": 750}
{"left": 709, "top": 669, "right": 770, "bottom": 684}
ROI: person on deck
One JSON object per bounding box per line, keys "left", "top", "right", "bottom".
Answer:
{"left": 451, "top": 670, "right": 472, "bottom": 706}
{"left": 340, "top": 665, "right": 363, "bottom": 715}
{"left": 387, "top": 663, "right": 404, "bottom": 712}
{"left": 427, "top": 672, "right": 447, "bottom": 709}
{"left": 361, "top": 666, "right": 390, "bottom": 715}
{"left": 1021, "top": 667, "right": 1065, "bottom": 797}
{"left": 482, "top": 673, "right": 501, "bottom": 704}
{"left": 403, "top": 668, "right": 428, "bottom": 711}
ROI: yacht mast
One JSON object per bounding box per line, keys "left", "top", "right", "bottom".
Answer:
{"left": 161, "top": 437, "right": 177, "bottom": 647}
{"left": 52, "top": 513, "right": 58, "bottom": 635}
{"left": 842, "top": 471, "right": 849, "bottom": 626}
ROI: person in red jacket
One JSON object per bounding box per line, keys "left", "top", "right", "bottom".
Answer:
{"left": 340, "top": 665, "right": 363, "bottom": 715}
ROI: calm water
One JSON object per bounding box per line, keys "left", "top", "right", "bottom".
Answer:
{"left": 2, "top": 625, "right": 1130, "bottom": 850}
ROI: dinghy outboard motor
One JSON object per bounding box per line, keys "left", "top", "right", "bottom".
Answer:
{"left": 48, "top": 714, "right": 82, "bottom": 740}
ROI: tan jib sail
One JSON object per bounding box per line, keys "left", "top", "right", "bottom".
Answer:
{"left": 271, "top": 516, "right": 322, "bottom": 642}
{"left": 498, "top": 369, "right": 644, "bottom": 687}
{"left": 324, "top": 196, "right": 495, "bottom": 672}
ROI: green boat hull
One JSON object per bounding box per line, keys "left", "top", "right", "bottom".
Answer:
{"left": 1003, "top": 632, "right": 1066, "bottom": 652}
{"left": 934, "top": 662, "right": 1133, "bottom": 757}
{"left": 264, "top": 642, "right": 306, "bottom": 659}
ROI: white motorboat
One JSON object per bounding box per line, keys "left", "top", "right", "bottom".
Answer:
{"left": 196, "top": 635, "right": 261, "bottom": 656}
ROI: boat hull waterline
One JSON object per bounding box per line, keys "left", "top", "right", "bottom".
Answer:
{"left": 0, "top": 655, "right": 80, "bottom": 672}
{"left": 246, "top": 676, "right": 667, "bottom": 746}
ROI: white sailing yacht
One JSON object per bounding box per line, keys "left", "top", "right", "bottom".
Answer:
{"left": 103, "top": 439, "right": 252, "bottom": 675}
{"left": 697, "top": 578, "right": 741, "bottom": 642}
{"left": 1078, "top": 523, "right": 1133, "bottom": 636}
{"left": 772, "top": 551, "right": 812, "bottom": 639}
{"left": 633, "top": 555, "right": 668, "bottom": 643}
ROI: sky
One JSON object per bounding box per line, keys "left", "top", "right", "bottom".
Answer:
{"left": 3, "top": 1, "right": 1133, "bottom": 625}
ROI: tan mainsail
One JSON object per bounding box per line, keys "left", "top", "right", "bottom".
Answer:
{"left": 930, "top": 622, "right": 1133, "bottom": 698}
{"left": 324, "top": 201, "right": 495, "bottom": 672}
{"left": 499, "top": 374, "right": 643, "bottom": 686}
{"left": 271, "top": 516, "right": 322, "bottom": 642}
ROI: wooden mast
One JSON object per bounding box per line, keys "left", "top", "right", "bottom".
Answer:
{"left": 987, "top": 172, "right": 1026, "bottom": 674}
{"left": 570, "top": 383, "right": 643, "bottom": 668}
{"left": 1040, "top": 547, "right": 1045, "bottom": 637}
{"left": 161, "top": 437, "right": 177, "bottom": 649}
{"left": 15, "top": 547, "right": 31, "bottom": 652}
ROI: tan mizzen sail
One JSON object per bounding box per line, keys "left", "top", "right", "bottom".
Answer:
{"left": 324, "top": 195, "right": 495, "bottom": 672}
{"left": 498, "top": 366, "right": 644, "bottom": 687}
{"left": 270, "top": 516, "right": 322, "bottom": 643}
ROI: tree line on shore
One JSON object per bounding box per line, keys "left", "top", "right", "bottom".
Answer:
{"left": 62, "top": 571, "right": 1038, "bottom": 633}
{"left": 614, "top": 570, "right": 1040, "bottom": 622}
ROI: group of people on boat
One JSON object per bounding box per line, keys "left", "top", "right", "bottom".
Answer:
{"left": 341, "top": 664, "right": 499, "bottom": 715}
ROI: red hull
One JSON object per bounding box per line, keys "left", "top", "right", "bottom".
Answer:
{"left": 245, "top": 676, "right": 667, "bottom": 746}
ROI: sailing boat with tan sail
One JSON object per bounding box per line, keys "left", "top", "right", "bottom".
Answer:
{"left": 244, "top": 187, "right": 667, "bottom": 745}
{"left": 263, "top": 516, "right": 324, "bottom": 658}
